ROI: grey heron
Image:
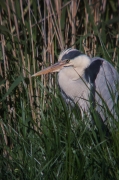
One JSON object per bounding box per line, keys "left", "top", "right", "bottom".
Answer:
{"left": 32, "top": 48, "right": 119, "bottom": 123}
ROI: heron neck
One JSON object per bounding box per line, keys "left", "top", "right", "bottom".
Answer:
{"left": 58, "top": 66, "right": 90, "bottom": 110}
{"left": 58, "top": 66, "right": 85, "bottom": 81}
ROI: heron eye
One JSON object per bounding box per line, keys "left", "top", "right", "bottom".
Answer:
{"left": 66, "top": 59, "right": 70, "bottom": 63}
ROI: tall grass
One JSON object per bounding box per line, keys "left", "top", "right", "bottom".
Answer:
{"left": 0, "top": 0, "right": 119, "bottom": 179}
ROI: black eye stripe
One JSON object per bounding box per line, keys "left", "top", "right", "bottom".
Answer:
{"left": 61, "top": 50, "right": 83, "bottom": 61}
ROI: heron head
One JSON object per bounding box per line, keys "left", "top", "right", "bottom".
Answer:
{"left": 32, "top": 48, "right": 91, "bottom": 77}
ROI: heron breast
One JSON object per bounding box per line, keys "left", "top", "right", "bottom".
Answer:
{"left": 58, "top": 70, "right": 90, "bottom": 110}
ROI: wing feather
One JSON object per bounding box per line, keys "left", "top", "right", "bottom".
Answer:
{"left": 85, "top": 57, "right": 119, "bottom": 121}
{"left": 92, "top": 57, "right": 119, "bottom": 101}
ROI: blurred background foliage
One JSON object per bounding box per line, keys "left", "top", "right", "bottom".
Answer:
{"left": 0, "top": 0, "right": 119, "bottom": 179}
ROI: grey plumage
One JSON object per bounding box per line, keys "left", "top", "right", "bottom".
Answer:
{"left": 91, "top": 57, "right": 119, "bottom": 121}
{"left": 58, "top": 49, "right": 119, "bottom": 122}
{"left": 32, "top": 48, "right": 119, "bottom": 122}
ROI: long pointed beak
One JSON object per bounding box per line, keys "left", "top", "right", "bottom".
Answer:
{"left": 32, "top": 60, "right": 69, "bottom": 77}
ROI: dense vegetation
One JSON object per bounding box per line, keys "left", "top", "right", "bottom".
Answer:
{"left": 0, "top": 0, "right": 119, "bottom": 179}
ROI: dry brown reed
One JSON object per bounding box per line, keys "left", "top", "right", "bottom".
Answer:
{"left": 0, "top": 0, "right": 119, "bottom": 133}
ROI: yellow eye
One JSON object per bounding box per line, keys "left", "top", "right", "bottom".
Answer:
{"left": 66, "top": 59, "right": 70, "bottom": 63}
